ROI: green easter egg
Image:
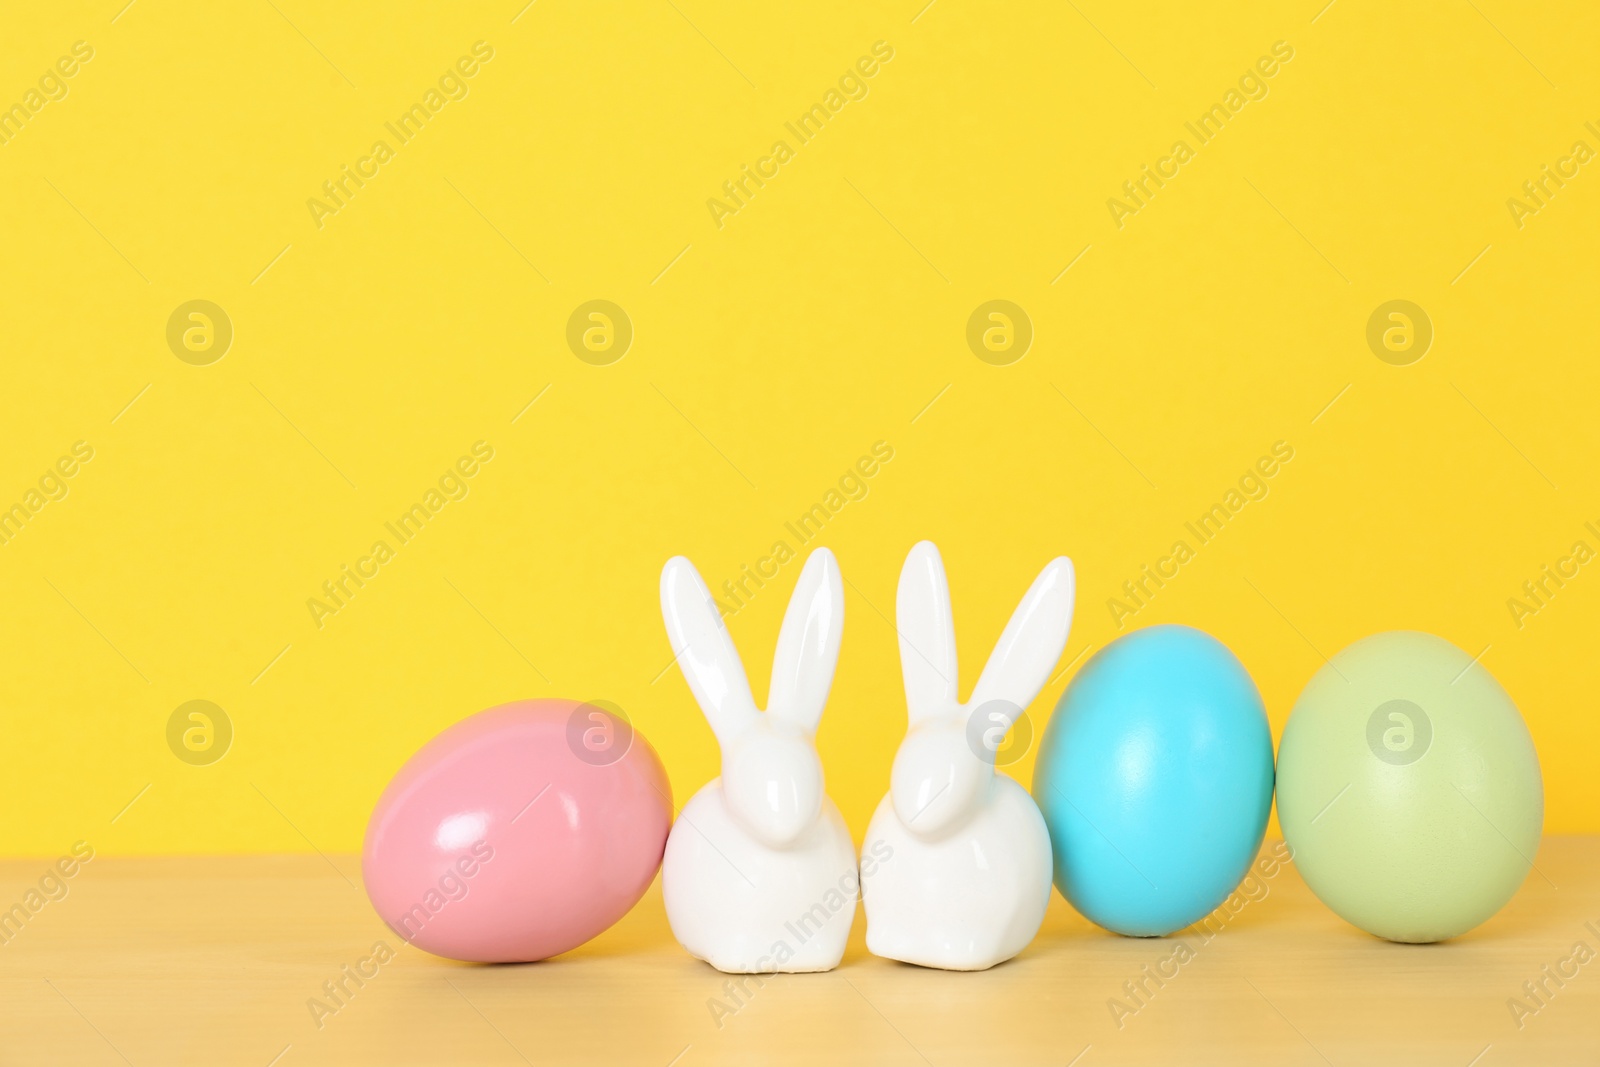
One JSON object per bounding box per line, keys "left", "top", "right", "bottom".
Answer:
{"left": 1277, "top": 631, "right": 1542, "bottom": 943}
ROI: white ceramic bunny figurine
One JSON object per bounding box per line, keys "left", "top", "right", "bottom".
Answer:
{"left": 659, "top": 548, "right": 858, "bottom": 974}
{"left": 861, "top": 541, "right": 1075, "bottom": 970}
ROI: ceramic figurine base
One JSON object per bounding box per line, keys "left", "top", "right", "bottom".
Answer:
{"left": 664, "top": 786, "right": 857, "bottom": 973}
{"left": 862, "top": 775, "right": 1051, "bottom": 971}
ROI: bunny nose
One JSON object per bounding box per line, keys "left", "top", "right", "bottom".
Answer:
{"left": 763, "top": 779, "right": 807, "bottom": 822}
{"left": 743, "top": 775, "right": 821, "bottom": 847}
{"left": 893, "top": 764, "right": 957, "bottom": 829}
{"left": 722, "top": 733, "right": 824, "bottom": 848}
{"left": 891, "top": 728, "right": 986, "bottom": 838}
{"left": 900, "top": 776, "right": 953, "bottom": 824}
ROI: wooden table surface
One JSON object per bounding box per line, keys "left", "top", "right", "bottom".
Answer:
{"left": 2, "top": 838, "right": 1596, "bottom": 1066}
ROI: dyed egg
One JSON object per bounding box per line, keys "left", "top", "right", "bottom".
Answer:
{"left": 362, "top": 698, "right": 672, "bottom": 962}
{"left": 1277, "top": 632, "right": 1542, "bottom": 943}
{"left": 1033, "top": 625, "right": 1275, "bottom": 936}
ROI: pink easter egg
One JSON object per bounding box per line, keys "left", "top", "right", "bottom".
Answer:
{"left": 362, "top": 698, "right": 672, "bottom": 962}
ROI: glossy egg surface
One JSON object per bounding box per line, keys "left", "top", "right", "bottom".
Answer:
{"left": 363, "top": 698, "right": 672, "bottom": 962}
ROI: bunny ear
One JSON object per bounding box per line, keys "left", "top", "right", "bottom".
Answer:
{"left": 765, "top": 548, "right": 844, "bottom": 734}
{"left": 967, "top": 557, "right": 1076, "bottom": 718}
{"left": 897, "top": 541, "right": 960, "bottom": 723}
{"left": 660, "top": 556, "right": 759, "bottom": 747}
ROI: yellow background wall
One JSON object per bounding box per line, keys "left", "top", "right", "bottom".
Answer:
{"left": 2, "top": 1, "right": 1596, "bottom": 855}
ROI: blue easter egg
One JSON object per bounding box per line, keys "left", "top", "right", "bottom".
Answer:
{"left": 1032, "top": 625, "right": 1275, "bottom": 936}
